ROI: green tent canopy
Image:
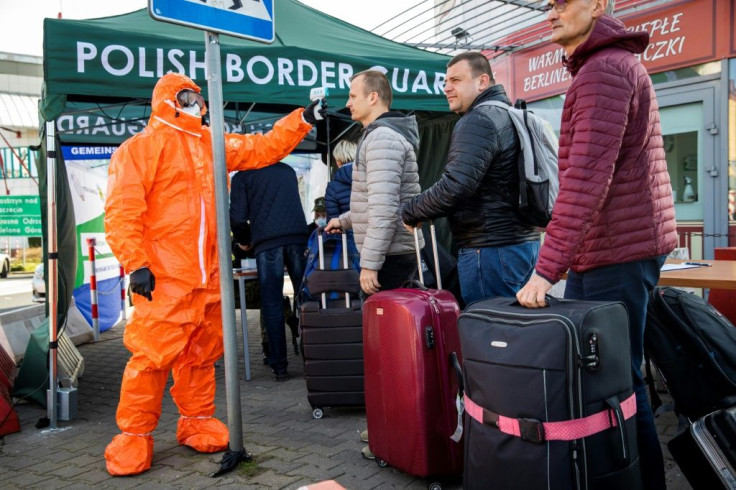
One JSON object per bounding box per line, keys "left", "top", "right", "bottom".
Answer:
{"left": 42, "top": 1, "right": 454, "bottom": 120}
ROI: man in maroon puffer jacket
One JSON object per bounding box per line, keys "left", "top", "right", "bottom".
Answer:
{"left": 517, "top": 1, "right": 677, "bottom": 489}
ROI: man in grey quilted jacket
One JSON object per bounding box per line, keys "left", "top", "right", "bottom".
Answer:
{"left": 325, "top": 70, "right": 424, "bottom": 296}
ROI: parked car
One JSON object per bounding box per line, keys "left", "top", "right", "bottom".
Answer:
{"left": 0, "top": 252, "right": 9, "bottom": 278}
{"left": 32, "top": 263, "right": 45, "bottom": 301}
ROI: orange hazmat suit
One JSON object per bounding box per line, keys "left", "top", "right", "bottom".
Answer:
{"left": 103, "top": 73, "right": 312, "bottom": 476}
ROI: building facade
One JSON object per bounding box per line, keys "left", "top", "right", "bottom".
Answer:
{"left": 0, "top": 52, "right": 42, "bottom": 254}
{"left": 487, "top": 0, "right": 736, "bottom": 259}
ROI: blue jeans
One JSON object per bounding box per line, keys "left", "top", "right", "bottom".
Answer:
{"left": 565, "top": 255, "right": 667, "bottom": 490}
{"left": 256, "top": 243, "right": 306, "bottom": 373}
{"left": 457, "top": 241, "right": 539, "bottom": 305}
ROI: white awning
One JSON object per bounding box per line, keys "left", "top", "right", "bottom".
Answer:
{"left": 0, "top": 93, "right": 39, "bottom": 129}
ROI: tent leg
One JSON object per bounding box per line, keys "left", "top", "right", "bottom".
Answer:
{"left": 45, "top": 120, "right": 59, "bottom": 429}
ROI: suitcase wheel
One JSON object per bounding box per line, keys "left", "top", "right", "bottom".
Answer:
{"left": 376, "top": 458, "right": 388, "bottom": 468}
{"left": 312, "top": 408, "right": 324, "bottom": 419}
{"left": 427, "top": 483, "right": 442, "bottom": 490}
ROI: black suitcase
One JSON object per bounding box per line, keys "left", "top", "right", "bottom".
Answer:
{"left": 300, "top": 231, "right": 364, "bottom": 419}
{"left": 645, "top": 287, "right": 736, "bottom": 419}
{"left": 457, "top": 296, "right": 641, "bottom": 490}
{"left": 668, "top": 406, "right": 736, "bottom": 489}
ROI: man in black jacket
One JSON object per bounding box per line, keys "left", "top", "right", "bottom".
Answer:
{"left": 230, "top": 162, "right": 308, "bottom": 381}
{"left": 401, "top": 51, "right": 540, "bottom": 305}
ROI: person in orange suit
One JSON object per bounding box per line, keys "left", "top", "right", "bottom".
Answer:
{"left": 103, "top": 72, "right": 324, "bottom": 476}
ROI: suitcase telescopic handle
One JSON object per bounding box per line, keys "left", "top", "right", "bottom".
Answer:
{"left": 316, "top": 228, "right": 352, "bottom": 309}
{"left": 412, "top": 221, "right": 443, "bottom": 289}
{"left": 450, "top": 352, "right": 464, "bottom": 394}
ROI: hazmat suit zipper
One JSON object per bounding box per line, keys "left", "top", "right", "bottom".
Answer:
{"left": 198, "top": 197, "right": 206, "bottom": 285}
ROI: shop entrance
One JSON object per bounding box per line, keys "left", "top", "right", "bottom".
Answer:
{"left": 657, "top": 83, "right": 726, "bottom": 259}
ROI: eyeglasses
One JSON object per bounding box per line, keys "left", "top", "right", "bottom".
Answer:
{"left": 176, "top": 89, "right": 205, "bottom": 109}
{"left": 543, "top": 0, "right": 572, "bottom": 13}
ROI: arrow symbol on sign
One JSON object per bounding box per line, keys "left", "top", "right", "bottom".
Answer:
{"left": 188, "top": 0, "right": 271, "bottom": 21}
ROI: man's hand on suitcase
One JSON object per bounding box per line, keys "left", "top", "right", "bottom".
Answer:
{"left": 516, "top": 272, "right": 552, "bottom": 308}
{"left": 403, "top": 221, "right": 422, "bottom": 233}
{"left": 360, "top": 269, "right": 381, "bottom": 295}
{"left": 324, "top": 218, "right": 342, "bottom": 234}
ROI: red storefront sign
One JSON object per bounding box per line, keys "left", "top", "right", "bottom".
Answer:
{"left": 493, "top": 0, "right": 732, "bottom": 102}
{"left": 731, "top": 0, "right": 736, "bottom": 55}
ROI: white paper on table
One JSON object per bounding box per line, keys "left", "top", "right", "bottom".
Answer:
{"left": 661, "top": 263, "right": 701, "bottom": 271}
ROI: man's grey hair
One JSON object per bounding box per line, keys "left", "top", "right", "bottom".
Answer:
{"left": 605, "top": 0, "right": 615, "bottom": 15}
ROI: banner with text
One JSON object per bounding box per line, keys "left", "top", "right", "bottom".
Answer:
{"left": 63, "top": 145, "right": 121, "bottom": 331}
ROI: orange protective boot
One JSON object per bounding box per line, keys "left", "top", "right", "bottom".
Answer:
{"left": 176, "top": 416, "right": 229, "bottom": 452}
{"left": 104, "top": 433, "right": 154, "bottom": 476}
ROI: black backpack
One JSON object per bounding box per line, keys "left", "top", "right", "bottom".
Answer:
{"left": 645, "top": 287, "right": 736, "bottom": 419}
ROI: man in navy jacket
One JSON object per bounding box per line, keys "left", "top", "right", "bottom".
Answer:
{"left": 230, "top": 162, "right": 309, "bottom": 380}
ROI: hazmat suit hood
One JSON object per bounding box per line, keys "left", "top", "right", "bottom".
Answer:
{"left": 149, "top": 73, "right": 208, "bottom": 133}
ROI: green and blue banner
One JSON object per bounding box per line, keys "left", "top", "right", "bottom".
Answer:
{"left": 62, "top": 145, "right": 122, "bottom": 331}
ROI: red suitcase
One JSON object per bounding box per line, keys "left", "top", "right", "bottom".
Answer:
{"left": 362, "top": 225, "right": 463, "bottom": 479}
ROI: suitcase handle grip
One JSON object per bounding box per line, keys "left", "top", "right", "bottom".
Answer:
{"left": 511, "top": 295, "right": 559, "bottom": 308}
{"left": 605, "top": 395, "right": 631, "bottom": 468}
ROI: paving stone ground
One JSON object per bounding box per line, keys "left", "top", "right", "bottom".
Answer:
{"left": 1, "top": 308, "right": 692, "bottom": 489}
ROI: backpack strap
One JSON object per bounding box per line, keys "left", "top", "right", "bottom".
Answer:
{"left": 464, "top": 392, "right": 637, "bottom": 444}
{"left": 476, "top": 99, "right": 529, "bottom": 208}
{"left": 515, "top": 99, "right": 539, "bottom": 176}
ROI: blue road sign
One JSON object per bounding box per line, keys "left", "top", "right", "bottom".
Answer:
{"left": 149, "top": 0, "right": 275, "bottom": 43}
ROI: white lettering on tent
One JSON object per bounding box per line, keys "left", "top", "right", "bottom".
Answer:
{"left": 278, "top": 58, "right": 295, "bottom": 86}
{"left": 91, "top": 116, "right": 111, "bottom": 136}
{"left": 57, "top": 115, "right": 73, "bottom": 133}
{"left": 139, "top": 47, "right": 154, "bottom": 78}
{"left": 298, "top": 60, "right": 318, "bottom": 86}
{"left": 433, "top": 72, "right": 446, "bottom": 95}
{"left": 77, "top": 116, "right": 89, "bottom": 134}
{"left": 320, "top": 61, "right": 336, "bottom": 89}
{"left": 102, "top": 45, "right": 134, "bottom": 76}
{"left": 338, "top": 63, "right": 352, "bottom": 89}
{"left": 190, "top": 50, "right": 207, "bottom": 80}
{"left": 392, "top": 68, "right": 409, "bottom": 93}
{"left": 56, "top": 115, "right": 144, "bottom": 136}
{"left": 77, "top": 42, "right": 97, "bottom": 73}
{"left": 168, "top": 49, "right": 186, "bottom": 75}
{"left": 247, "top": 56, "right": 274, "bottom": 85}
{"left": 226, "top": 54, "right": 245, "bottom": 82}
{"left": 411, "top": 71, "right": 431, "bottom": 94}
{"left": 157, "top": 48, "right": 165, "bottom": 78}
{"left": 112, "top": 121, "right": 127, "bottom": 136}
{"left": 73, "top": 43, "right": 448, "bottom": 99}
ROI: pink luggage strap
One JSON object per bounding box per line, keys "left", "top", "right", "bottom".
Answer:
{"left": 464, "top": 392, "right": 637, "bottom": 444}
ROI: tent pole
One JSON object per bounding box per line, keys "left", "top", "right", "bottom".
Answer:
{"left": 45, "top": 121, "right": 59, "bottom": 429}
{"left": 205, "top": 31, "right": 250, "bottom": 476}
{"left": 326, "top": 114, "right": 332, "bottom": 181}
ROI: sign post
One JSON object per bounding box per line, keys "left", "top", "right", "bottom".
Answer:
{"left": 148, "top": 0, "right": 274, "bottom": 476}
